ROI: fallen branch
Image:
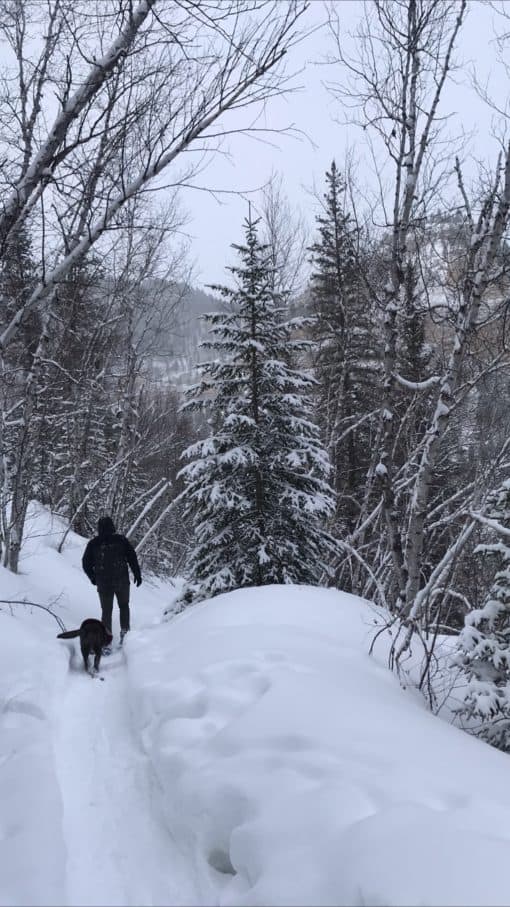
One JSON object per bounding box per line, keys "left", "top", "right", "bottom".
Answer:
{"left": 0, "top": 599, "right": 66, "bottom": 631}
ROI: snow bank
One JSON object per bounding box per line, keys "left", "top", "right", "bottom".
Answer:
{"left": 0, "top": 506, "right": 89, "bottom": 906}
{"left": 125, "top": 585, "right": 510, "bottom": 906}
{"left": 0, "top": 608, "right": 68, "bottom": 906}
{"left": 0, "top": 502, "right": 183, "bottom": 906}
{"left": 3, "top": 503, "right": 510, "bottom": 906}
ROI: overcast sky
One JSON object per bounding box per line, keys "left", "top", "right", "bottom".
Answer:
{"left": 171, "top": 1, "right": 503, "bottom": 291}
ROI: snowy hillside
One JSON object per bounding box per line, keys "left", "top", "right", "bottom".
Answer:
{"left": 146, "top": 282, "right": 224, "bottom": 388}
{"left": 2, "top": 505, "right": 510, "bottom": 906}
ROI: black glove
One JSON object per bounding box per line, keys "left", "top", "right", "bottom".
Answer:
{"left": 135, "top": 575, "right": 142, "bottom": 587}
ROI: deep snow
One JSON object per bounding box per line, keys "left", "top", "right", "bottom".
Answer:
{"left": 125, "top": 586, "right": 510, "bottom": 906}
{"left": 2, "top": 503, "right": 510, "bottom": 906}
{"left": 0, "top": 504, "right": 196, "bottom": 907}
{"left": 54, "top": 646, "right": 195, "bottom": 907}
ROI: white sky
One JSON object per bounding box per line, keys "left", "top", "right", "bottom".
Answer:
{"left": 173, "top": 0, "right": 503, "bottom": 290}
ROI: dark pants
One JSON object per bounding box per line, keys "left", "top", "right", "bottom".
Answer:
{"left": 98, "top": 583, "right": 130, "bottom": 632}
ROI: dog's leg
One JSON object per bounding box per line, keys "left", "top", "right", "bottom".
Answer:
{"left": 93, "top": 647, "right": 101, "bottom": 673}
{"left": 81, "top": 643, "right": 90, "bottom": 672}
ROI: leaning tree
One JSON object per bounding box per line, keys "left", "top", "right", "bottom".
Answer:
{"left": 0, "top": 0, "right": 306, "bottom": 570}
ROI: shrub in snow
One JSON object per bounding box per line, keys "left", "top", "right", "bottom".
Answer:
{"left": 178, "top": 216, "right": 337, "bottom": 600}
{"left": 454, "top": 479, "right": 510, "bottom": 750}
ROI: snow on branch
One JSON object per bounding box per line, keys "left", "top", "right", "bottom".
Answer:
{"left": 337, "top": 540, "right": 387, "bottom": 609}
{"left": 392, "top": 372, "right": 441, "bottom": 391}
{"left": 0, "top": 0, "right": 155, "bottom": 254}
{"left": 408, "top": 520, "right": 477, "bottom": 623}
{"left": 470, "top": 511, "right": 510, "bottom": 540}
{"left": 127, "top": 479, "right": 171, "bottom": 540}
{"left": 135, "top": 498, "right": 177, "bottom": 554}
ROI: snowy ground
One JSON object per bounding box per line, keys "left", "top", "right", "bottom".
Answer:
{"left": 0, "top": 504, "right": 196, "bottom": 907}
{"left": 2, "top": 503, "right": 510, "bottom": 905}
{"left": 54, "top": 646, "right": 194, "bottom": 907}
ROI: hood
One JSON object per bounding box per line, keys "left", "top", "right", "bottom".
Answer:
{"left": 97, "top": 516, "right": 116, "bottom": 537}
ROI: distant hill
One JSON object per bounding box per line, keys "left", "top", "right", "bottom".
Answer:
{"left": 141, "top": 281, "right": 310, "bottom": 391}
{"left": 142, "top": 282, "right": 224, "bottom": 388}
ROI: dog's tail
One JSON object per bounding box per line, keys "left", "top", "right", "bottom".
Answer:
{"left": 57, "top": 629, "right": 80, "bottom": 639}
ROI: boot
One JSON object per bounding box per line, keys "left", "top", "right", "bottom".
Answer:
{"left": 119, "top": 628, "right": 129, "bottom": 645}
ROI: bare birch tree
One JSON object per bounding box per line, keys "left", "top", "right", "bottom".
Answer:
{"left": 0, "top": 0, "right": 307, "bottom": 570}
{"left": 327, "top": 0, "right": 467, "bottom": 609}
{"left": 260, "top": 172, "right": 309, "bottom": 299}
{"left": 0, "top": 0, "right": 307, "bottom": 352}
{"left": 327, "top": 1, "right": 510, "bottom": 667}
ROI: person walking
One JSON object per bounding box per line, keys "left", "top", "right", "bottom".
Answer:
{"left": 82, "top": 516, "right": 142, "bottom": 649}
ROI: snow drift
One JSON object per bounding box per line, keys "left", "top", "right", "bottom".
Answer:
{"left": 0, "top": 612, "right": 67, "bottom": 907}
{"left": 2, "top": 504, "right": 510, "bottom": 905}
{"left": 125, "top": 585, "right": 510, "bottom": 907}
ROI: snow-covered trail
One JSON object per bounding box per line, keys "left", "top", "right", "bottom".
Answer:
{"left": 53, "top": 648, "right": 197, "bottom": 907}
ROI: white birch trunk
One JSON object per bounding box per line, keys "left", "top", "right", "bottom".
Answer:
{"left": 403, "top": 146, "right": 510, "bottom": 615}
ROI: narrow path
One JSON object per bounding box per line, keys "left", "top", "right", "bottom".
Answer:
{"left": 53, "top": 649, "right": 197, "bottom": 907}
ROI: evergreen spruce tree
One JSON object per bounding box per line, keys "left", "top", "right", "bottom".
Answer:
{"left": 0, "top": 225, "right": 39, "bottom": 564}
{"left": 308, "top": 161, "right": 380, "bottom": 532}
{"left": 32, "top": 259, "right": 118, "bottom": 532}
{"left": 179, "top": 216, "right": 336, "bottom": 600}
{"left": 454, "top": 480, "right": 510, "bottom": 750}
{"left": 0, "top": 225, "right": 39, "bottom": 364}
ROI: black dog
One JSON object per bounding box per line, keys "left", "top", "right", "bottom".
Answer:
{"left": 57, "top": 618, "right": 113, "bottom": 674}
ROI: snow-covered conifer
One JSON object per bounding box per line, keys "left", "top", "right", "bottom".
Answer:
{"left": 179, "top": 216, "right": 336, "bottom": 599}
{"left": 308, "top": 162, "right": 380, "bottom": 531}
{"left": 455, "top": 480, "right": 510, "bottom": 750}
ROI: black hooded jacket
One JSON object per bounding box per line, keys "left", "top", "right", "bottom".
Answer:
{"left": 82, "top": 517, "right": 141, "bottom": 589}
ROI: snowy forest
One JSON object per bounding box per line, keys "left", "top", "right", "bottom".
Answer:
{"left": 4, "top": 2, "right": 510, "bottom": 905}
